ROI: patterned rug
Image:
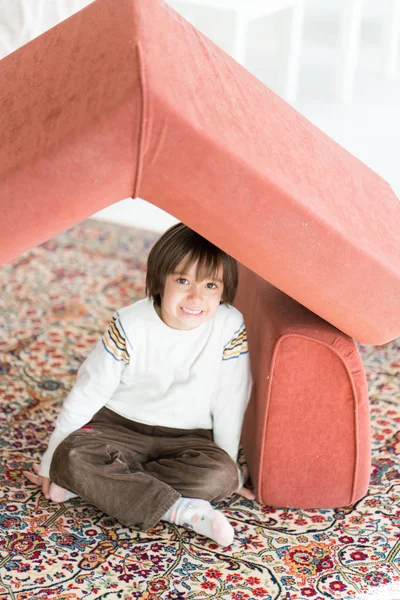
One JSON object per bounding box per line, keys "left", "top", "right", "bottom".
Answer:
{"left": 0, "top": 219, "right": 399, "bottom": 600}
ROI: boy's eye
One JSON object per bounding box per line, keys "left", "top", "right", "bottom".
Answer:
{"left": 176, "top": 278, "right": 189, "bottom": 285}
{"left": 206, "top": 283, "right": 217, "bottom": 289}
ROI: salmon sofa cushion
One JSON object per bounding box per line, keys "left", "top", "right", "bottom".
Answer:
{"left": 0, "top": 0, "right": 399, "bottom": 344}
{"left": 235, "top": 266, "right": 371, "bottom": 507}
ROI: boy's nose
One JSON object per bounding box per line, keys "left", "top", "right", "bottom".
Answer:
{"left": 187, "top": 287, "right": 203, "bottom": 302}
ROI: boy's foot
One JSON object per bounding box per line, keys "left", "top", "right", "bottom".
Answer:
{"left": 49, "top": 483, "right": 78, "bottom": 503}
{"left": 162, "top": 498, "right": 234, "bottom": 547}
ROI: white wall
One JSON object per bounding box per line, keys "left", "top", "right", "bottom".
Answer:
{"left": 1, "top": 0, "right": 399, "bottom": 232}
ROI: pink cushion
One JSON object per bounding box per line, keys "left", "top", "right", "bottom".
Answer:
{"left": 0, "top": 0, "right": 399, "bottom": 344}
{"left": 235, "top": 265, "right": 371, "bottom": 507}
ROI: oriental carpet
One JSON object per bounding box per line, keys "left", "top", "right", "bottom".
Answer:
{"left": 0, "top": 220, "right": 399, "bottom": 600}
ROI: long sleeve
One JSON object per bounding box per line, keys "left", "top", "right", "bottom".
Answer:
{"left": 212, "top": 322, "right": 252, "bottom": 486}
{"left": 39, "top": 313, "right": 130, "bottom": 477}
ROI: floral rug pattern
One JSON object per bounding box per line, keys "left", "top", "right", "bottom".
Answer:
{"left": 0, "top": 220, "right": 399, "bottom": 600}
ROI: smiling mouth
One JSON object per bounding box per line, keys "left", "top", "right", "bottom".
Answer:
{"left": 181, "top": 307, "right": 203, "bottom": 315}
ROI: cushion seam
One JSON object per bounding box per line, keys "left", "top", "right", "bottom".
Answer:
{"left": 132, "top": 41, "right": 146, "bottom": 198}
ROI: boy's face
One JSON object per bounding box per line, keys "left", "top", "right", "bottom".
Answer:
{"left": 158, "top": 259, "right": 224, "bottom": 330}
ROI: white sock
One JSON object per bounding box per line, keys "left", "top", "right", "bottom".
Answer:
{"left": 49, "top": 483, "right": 78, "bottom": 503}
{"left": 162, "top": 498, "right": 234, "bottom": 547}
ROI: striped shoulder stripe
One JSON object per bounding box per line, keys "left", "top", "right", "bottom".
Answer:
{"left": 102, "top": 316, "right": 130, "bottom": 365}
{"left": 222, "top": 323, "right": 249, "bottom": 361}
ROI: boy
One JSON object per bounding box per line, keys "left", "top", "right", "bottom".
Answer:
{"left": 24, "top": 223, "right": 253, "bottom": 547}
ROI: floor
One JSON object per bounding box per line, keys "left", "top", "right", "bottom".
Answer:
{"left": 0, "top": 220, "right": 399, "bottom": 600}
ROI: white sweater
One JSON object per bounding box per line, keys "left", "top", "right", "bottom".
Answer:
{"left": 40, "top": 299, "right": 252, "bottom": 483}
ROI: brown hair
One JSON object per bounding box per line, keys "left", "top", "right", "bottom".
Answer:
{"left": 146, "top": 223, "right": 238, "bottom": 307}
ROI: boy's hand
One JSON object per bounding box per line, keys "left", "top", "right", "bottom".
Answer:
{"left": 23, "top": 463, "right": 52, "bottom": 499}
{"left": 236, "top": 486, "right": 256, "bottom": 500}
{"left": 236, "top": 463, "right": 256, "bottom": 500}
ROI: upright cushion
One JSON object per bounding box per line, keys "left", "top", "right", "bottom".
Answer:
{"left": 0, "top": 0, "right": 399, "bottom": 343}
{"left": 235, "top": 265, "right": 371, "bottom": 508}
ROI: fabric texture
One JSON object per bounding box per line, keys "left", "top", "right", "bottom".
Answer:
{"left": 49, "top": 407, "right": 239, "bottom": 530}
{"left": 0, "top": 0, "right": 399, "bottom": 343}
{"left": 39, "top": 298, "right": 251, "bottom": 478}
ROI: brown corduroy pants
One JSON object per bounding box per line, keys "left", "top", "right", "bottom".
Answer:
{"left": 50, "top": 407, "right": 239, "bottom": 530}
